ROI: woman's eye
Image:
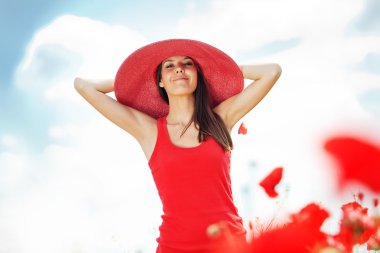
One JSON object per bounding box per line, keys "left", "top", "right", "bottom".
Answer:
{"left": 164, "top": 62, "right": 192, "bottom": 69}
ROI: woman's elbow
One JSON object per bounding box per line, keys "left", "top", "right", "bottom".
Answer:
{"left": 271, "top": 64, "right": 282, "bottom": 79}
{"left": 74, "top": 77, "right": 85, "bottom": 93}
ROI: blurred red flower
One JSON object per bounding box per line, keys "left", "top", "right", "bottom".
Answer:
{"left": 208, "top": 201, "right": 380, "bottom": 253}
{"left": 248, "top": 203, "right": 329, "bottom": 253}
{"left": 334, "top": 201, "right": 376, "bottom": 252}
{"left": 291, "top": 203, "right": 330, "bottom": 230}
{"left": 238, "top": 122, "right": 247, "bottom": 135}
{"left": 259, "top": 167, "right": 283, "bottom": 198}
{"left": 324, "top": 136, "right": 380, "bottom": 193}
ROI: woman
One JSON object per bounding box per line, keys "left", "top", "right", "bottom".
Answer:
{"left": 74, "top": 39, "right": 282, "bottom": 253}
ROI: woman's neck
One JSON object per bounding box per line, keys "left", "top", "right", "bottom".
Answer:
{"left": 166, "top": 95, "right": 195, "bottom": 125}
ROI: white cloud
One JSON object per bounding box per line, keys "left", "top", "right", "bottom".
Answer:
{"left": 14, "top": 14, "right": 148, "bottom": 102}
{"left": 1, "top": 118, "right": 162, "bottom": 253}
{"left": 1, "top": 134, "right": 20, "bottom": 149}
{"left": 173, "top": 0, "right": 366, "bottom": 54}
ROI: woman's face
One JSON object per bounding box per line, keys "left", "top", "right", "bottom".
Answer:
{"left": 159, "top": 55, "right": 198, "bottom": 96}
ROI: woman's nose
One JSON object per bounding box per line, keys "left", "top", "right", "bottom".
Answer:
{"left": 175, "top": 67, "right": 184, "bottom": 74}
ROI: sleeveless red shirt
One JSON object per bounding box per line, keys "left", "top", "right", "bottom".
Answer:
{"left": 148, "top": 116, "right": 246, "bottom": 251}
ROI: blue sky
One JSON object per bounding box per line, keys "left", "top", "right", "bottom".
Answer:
{"left": 1, "top": 0, "right": 380, "bottom": 252}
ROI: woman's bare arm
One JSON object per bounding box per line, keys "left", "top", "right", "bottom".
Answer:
{"left": 213, "top": 63, "right": 282, "bottom": 130}
{"left": 74, "top": 77, "right": 155, "bottom": 142}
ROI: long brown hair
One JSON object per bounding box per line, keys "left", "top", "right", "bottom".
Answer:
{"left": 155, "top": 59, "right": 233, "bottom": 152}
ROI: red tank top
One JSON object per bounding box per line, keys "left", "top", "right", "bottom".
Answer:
{"left": 148, "top": 116, "right": 246, "bottom": 251}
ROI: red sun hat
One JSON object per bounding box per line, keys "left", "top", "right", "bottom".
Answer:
{"left": 114, "top": 39, "right": 244, "bottom": 119}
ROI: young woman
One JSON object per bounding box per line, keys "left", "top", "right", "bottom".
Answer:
{"left": 74, "top": 39, "right": 282, "bottom": 253}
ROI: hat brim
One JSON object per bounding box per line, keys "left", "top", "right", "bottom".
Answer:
{"left": 114, "top": 39, "right": 244, "bottom": 119}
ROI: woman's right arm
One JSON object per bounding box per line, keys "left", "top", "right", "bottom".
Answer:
{"left": 74, "top": 77, "right": 155, "bottom": 143}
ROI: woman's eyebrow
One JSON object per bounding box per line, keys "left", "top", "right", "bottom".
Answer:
{"left": 162, "top": 59, "right": 172, "bottom": 64}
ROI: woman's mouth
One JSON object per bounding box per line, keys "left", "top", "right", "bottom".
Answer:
{"left": 173, "top": 77, "right": 189, "bottom": 81}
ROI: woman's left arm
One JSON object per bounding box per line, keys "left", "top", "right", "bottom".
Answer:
{"left": 213, "top": 63, "right": 282, "bottom": 131}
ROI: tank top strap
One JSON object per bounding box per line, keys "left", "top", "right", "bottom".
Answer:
{"left": 148, "top": 116, "right": 167, "bottom": 167}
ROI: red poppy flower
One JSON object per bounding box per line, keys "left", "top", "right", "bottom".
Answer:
{"left": 248, "top": 203, "right": 330, "bottom": 253}
{"left": 324, "top": 136, "right": 380, "bottom": 193}
{"left": 334, "top": 201, "right": 377, "bottom": 251}
{"left": 238, "top": 122, "right": 247, "bottom": 135}
{"left": 291, "top": 203, "right": 330, "bottom": 230}
{"left": 259, "top": 167, "right": 283, "bottom": 198}
{"left": 248, "top": 224, "right": 326, "bottom": 253}
{"left": 341, "top": 201, "right": 368, "bottom": 215}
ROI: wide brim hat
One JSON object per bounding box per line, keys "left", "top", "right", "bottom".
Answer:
{"left": 114, "top": 39, "right": 244, "bottom": 119}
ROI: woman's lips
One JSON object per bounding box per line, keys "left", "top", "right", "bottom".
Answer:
{"left": 173, "top": 77, "right": 189, "bottom": 81}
